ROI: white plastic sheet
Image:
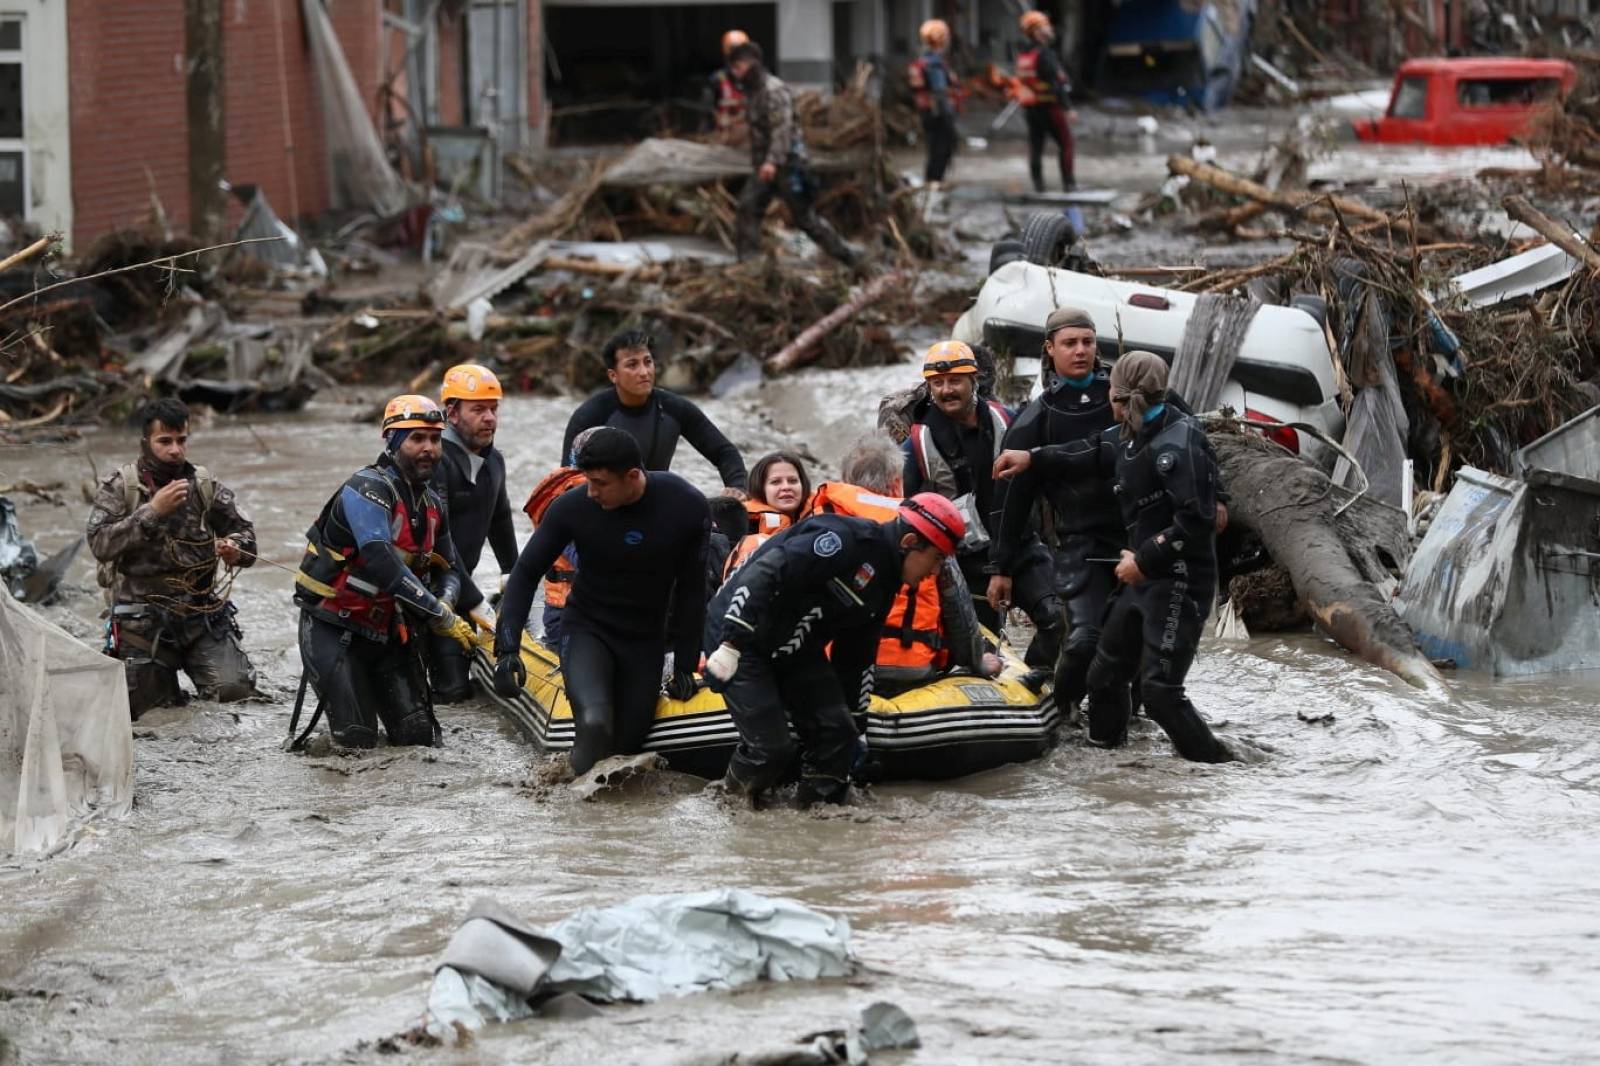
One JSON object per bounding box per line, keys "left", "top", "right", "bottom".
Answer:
{"left": 0, "top": 588, "right": 133, "bottom": 854}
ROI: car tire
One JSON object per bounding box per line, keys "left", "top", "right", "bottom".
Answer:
{"left": 1020, "top": 211, "right": 1077, "bottom": 268}
{"left": 1290, "top": 293, "right": 1327, "bottom": 328}
{"left": 990, "top": 234, "right": 1025, "bottom": 275}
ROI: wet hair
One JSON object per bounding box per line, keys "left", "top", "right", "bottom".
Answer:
{"left": 840, "top": 435, "right": 903, "bottom": 494}
{"left": 575, "top": 426, "right": 644, "bottom": 475}
{"left": 139, "top": 397, "right": 190, "bottom": 436}
{"left": 707, "top": 495, "right": 749, "bottom": 542}
{"left": 748, "top": 451, "right": 812, "bottom": 514}
{"left": 568, "top": 426, "right": 601, "bottom": 467}
{"left": 601, "top": 328, "right": 655, "bottom": 370}
{"left": 728, "top": 41, "right": 763, "bottom": 66}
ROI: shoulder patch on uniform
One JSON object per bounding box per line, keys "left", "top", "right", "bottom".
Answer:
{"left": 813, "top": 530, "right": 842, "bottom": 558}
{"left": 1155, "top": 451, "right": 1178, "bottom": 474}
{"left": 851, "top": 562, "right": 875, "bottom": 590}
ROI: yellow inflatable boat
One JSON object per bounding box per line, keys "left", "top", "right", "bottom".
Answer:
{"left": 467, "top": 624, "right": 1060, "bottom": 781}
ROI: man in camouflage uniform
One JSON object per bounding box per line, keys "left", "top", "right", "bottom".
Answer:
{"left": 726, "top": 40, "right": 859, "bottom": 268}
{"left": 87, "top": 398, "right": 258, "bottom": 717}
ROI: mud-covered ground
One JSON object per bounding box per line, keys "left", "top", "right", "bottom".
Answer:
{"left": 4, "top": 118, "right": 1599, "bottom": 1066}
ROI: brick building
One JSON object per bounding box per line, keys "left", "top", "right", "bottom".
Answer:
{"left": 9, "top": 0, "right": 543, "bottom": 249}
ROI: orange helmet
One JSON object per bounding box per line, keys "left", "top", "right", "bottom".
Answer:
{"left": 919, "top": 19, "right": 950, "bottom": 47}
{"left": 1020, "top": 10, "right": 1051, "bottom": 34}
{"left": 381, "top": 394, "right": 444, "bottom": 434}
{"left": 440, "top": 362, "right": 504, "bottom": 403}
{"left": 722, "top": 29, "right": 749, "bottom": 56}
{"left": 921, "top": 340, "right": 979, "bottom": 378}
{"left": 899, "top": 493, "right": 966, "bottom": 556}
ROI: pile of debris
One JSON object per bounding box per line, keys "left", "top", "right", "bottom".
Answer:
{"left": 1153, "top": 153, "right": 1600, "bottom": 485}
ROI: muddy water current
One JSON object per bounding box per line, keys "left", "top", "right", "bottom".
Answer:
{"left": 4, "top": 364, "right": 1600, "bottom": 1066}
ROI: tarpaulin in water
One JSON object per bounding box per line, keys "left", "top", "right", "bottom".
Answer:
{"left": 0, "top": 588, "right": 133, "bottom": 854}
{"left": 425, "top": 889, "right": 854, "bottom": 1036}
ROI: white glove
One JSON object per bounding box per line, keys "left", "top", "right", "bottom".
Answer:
{"left": 706, "top": 643, "right": 742, "bottom": 683}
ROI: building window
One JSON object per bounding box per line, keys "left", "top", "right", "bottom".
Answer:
{"left": 0, "top": 15, "right": 24, "bottom": 218}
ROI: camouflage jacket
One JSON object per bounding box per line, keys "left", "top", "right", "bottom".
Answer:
{"left": 748, "top": 71, "right": 807, "bottom": 170}
{"left": 86, "top": 461, "right": 256, "bottom": 608}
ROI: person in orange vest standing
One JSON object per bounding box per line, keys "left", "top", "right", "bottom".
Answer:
{"left": 707, "top": 29, "right": 751, "bottom": 142}
{"left": 1015, "top": 10, "right": 1076, "bottom": 192}
{"left": 908, "top": 19, "right": 958, "bottom": 184}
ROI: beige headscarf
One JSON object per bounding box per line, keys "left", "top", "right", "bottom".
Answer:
{"left": 1108, "top": 351, "right": 1168, "bottom": 439}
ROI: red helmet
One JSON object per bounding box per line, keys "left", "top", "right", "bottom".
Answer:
{"left": 898, "top": 493, "right": 965, "bottom": 556}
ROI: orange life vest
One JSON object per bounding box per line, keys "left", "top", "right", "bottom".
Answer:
{"left": 907, "top": 55, "right": 962, "bottom": 114}
{"left": 712, "top": 68, "right": 747, "bottom": 135}
{"left": 1015, "top": 48, "right": 1059, "bottom": 107}
{"left": 523, "top": 467, "right": 586, "bottom": 609}
{"left": 743, "top": 498, "right": 793, "bottom": 535}
{"left": 297, "top": 468, "right": 441, "bottom": 642}
{"left": 722, "top": 531, "right": 773, "bottom": 583}
{"left": 803, "top": 481, "right": 945, "bottom": 673}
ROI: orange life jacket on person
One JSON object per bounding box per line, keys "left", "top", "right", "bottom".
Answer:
{"left": 1014, "top": 47, "right": 1057, "bottom": 107}
{"left": 722, "top": 499, "right": 798, "bottom": 582}
{"left": 712, "top": 68, "right": 747, "bottom": 134}
{"left": 907, "top": 55, "right": 963, "bottom": 115}
{"left": 803, "top": 481, "right": 946, "bottom": 673}
{"left": 296, "top": 468, "right": 441, "bottom": 642}
{"left": 523, "top": 467, "right": 586, "bottom": 609}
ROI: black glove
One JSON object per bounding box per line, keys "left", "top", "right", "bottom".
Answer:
{"left": 493, "top": 653, "right": 526, "bottom": 698}
{"left": 664, "top": 668, "right": 699, "bottom": 702}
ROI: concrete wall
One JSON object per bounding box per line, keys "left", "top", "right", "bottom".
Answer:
{"left": 775, "top": 0, "right": 831, "bottom": 86}
{"left": 13, "top": 0, "right": 73, "bottom": 240}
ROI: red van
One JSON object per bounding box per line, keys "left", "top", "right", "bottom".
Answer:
{"left": 1354, "top": 57, "right": 1577, "bottom": 146}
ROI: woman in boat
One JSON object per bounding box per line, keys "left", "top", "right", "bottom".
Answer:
{"left": 723, "top": 451, "right": 813, "bottom": 581}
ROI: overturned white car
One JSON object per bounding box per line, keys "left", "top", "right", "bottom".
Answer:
{"left": 952, "top": 214, "right": 1346, "bottom": 460}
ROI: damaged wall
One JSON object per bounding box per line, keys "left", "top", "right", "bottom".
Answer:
{"left": 66, "top": 0, "right": 388, "bottom": 248}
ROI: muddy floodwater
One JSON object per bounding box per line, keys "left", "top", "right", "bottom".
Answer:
{"left": 4, "top": 363, "right": 1598, "bottom": 1066}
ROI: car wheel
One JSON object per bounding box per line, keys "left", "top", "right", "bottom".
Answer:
{"left": 1290, "top": 293, "right": 1327, "bottom": 328}
{"left": 1020, "top": 211, "right": 1078, "bottom": 268}
{"left": 989, "top": 234, "right": 1025, "bottom": 275}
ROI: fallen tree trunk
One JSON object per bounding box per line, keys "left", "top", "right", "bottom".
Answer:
{"left": 766, "top": 270, "right": 904, "bottom": 373}
{"left": 1502, "top": 195, "right": 1600, "bottom": 272}
{"left": 1209, "top": 429, "right": 1445, "bottom": 693}
{"left": 1168, "top": 155, "right": 1403, "bottom": 230}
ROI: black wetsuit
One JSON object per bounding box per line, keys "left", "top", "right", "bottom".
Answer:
{"left": 704, "top": 513, "right": 907, "bottom": 802}
{"left": 1036, "top": 405, "right": 1231, "bottom": 762}
{"left": 495, "top": 472, "right": 710, "bottom": 774}
{"left": 561, "top": 387, "right": 747, "bottom": 489}
{"left": 994, "top": 368, "right": 1123, "bottom": 706}
{"left": 428, "top": 425, "right": 519, "bottom": 701}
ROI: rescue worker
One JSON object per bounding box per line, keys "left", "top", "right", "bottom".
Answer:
{"left": 704, "top": 493, "right": 966, "bottom": 806}
{"left": 988, "top": 307, "right": 1122, "bottom": 713}
{"left": 727, "top": 40, "right": 861, "bottom": 268}
{"left": 562, "top": 329, "right": 748, "bottom": 492}
{"left": 293, "top": 395, "right": 476, "bottom": 748}
{"left": 723, "top": 451, "right": 812, "bottom": 580}
{"left": 87, "top": 397, "right": 259, "bottom": 718}
{"left": 812, "top": 437, "right": 993, "bottom": 692}
{"left": 706, "top": 29, "right": 751, "bottom": 142}
{"left": 523, "top": 426, "right": 602, "bottom": 647}
{"left": 1001, "top": 352, "right": 1232, "bottom": 763}
{"left": 493, "top": 428, "right": 710, "bottom": 776}
{"left": 429, "top": 363, "right": 519, "bottom": 701}
{"left": 1015, "top": 10, "right": 1076, "bottom": 192}
{"left": 908, "top": 19, "right": 958, "bottom": 184}
{"left": 902, "top": 340, "right": 1063, "bottom": 671}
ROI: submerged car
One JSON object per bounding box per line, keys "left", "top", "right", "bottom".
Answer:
{"left": 952, "top": 214, "right": 1344, "bottom": 460}
{"left": 1353, "top": 57, "right": 1576, "bottom": 146}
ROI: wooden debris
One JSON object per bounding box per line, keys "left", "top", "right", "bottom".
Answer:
{"left": 1502, "top": 195, "right": 1600, "bottom": 273}
{"left": 767, "top": 271, "right": 906, "bottom": 373}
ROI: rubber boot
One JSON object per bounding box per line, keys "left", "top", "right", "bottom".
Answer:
{"left": 1145, "top": 698, "right": 1232, "bottom": 764}
{"left": 1085, "top": 685, "right": 1131, "bottom": 749}
{"left": 1054, "top": 650, "right": 1092, "bottom": 713}
{"left": 796, "top": 774, "right": 850, "bottom": 809}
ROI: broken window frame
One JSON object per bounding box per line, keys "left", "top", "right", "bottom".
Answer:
{"left": 1389, "top": 75, "right": 1428, "bottom": 119}
{"left": 0, "top": 14, "right": 26, "bottom": 220}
